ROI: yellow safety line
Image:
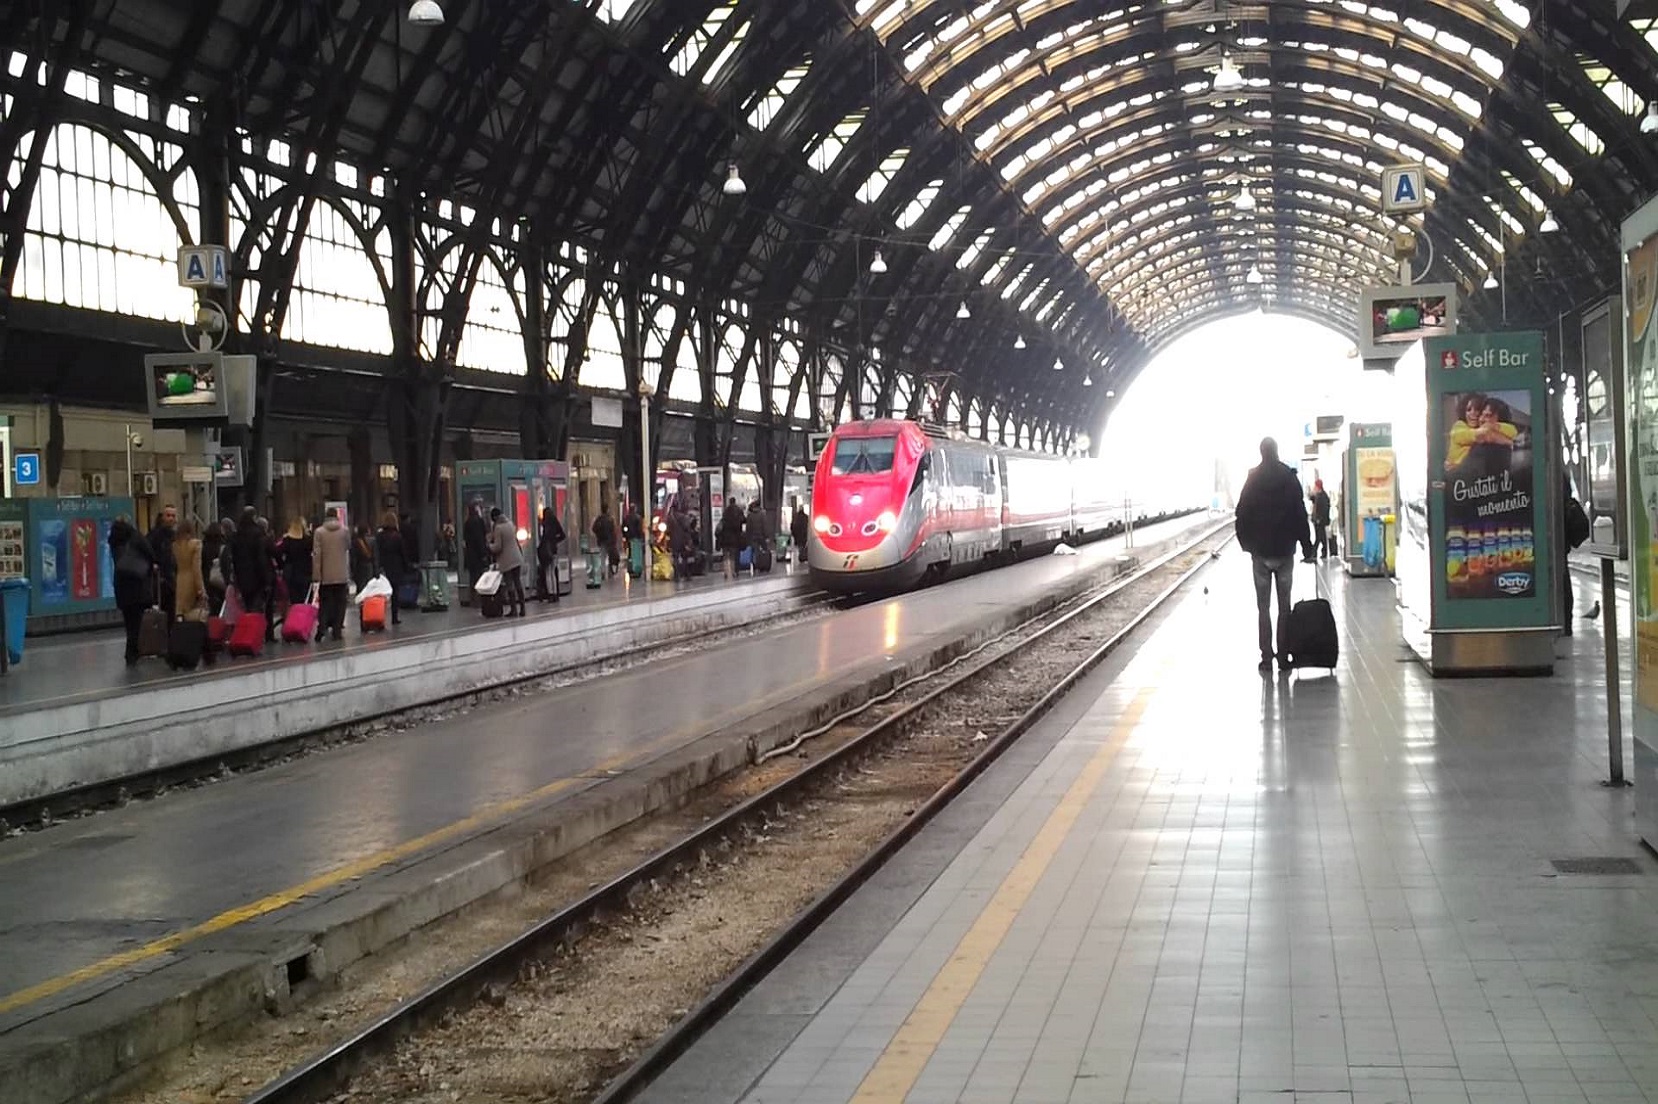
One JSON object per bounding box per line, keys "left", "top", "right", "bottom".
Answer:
{"left": 851, "top": 687, "right": 1153, "bottom": 1103}
{"left": 0, "top": 668, "right": 828, "bottom": 1016}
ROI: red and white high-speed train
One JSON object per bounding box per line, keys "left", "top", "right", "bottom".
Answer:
{"left": 807, "top": 419, "right": 1184, "bottom": 594}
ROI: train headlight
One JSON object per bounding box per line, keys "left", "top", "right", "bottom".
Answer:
{"left": 876, "top": 511, "right": 897, "bottom": 533}
{"left": 813, "top": 515, "right": 831, "bottom": 533}
{"left": 516, "top": 528, "right": 529, "bottom": 543}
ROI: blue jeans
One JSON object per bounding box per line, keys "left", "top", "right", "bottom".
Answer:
{"left": 1252, "top": 555, "right": 1294, "bottom": 660}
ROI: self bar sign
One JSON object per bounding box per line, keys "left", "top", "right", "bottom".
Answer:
{"left": 1423, "top": 330, "right": 1553, "bottom": 632}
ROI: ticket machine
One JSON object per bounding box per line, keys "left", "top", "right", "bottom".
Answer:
{"left": 454, "top": 459, "right": 575, "bottom": 602}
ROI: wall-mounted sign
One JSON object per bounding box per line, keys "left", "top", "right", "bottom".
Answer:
{"left": 13, "top": 452, "right": 40, "bottom": 487}
{"left": 590, "top": 396, "right": 623, "bottom": 429}
{"left": 1424, "top": 330, "right": 1553, "bottom": 630}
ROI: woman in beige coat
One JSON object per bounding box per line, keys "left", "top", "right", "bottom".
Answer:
{"left": 172, "top": 518, "right": 207, "bottom": 621}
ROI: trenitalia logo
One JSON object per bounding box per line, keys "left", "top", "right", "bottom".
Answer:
{"left": 1496, "top": 571, "right": 1532, "bottom": 595}
{"left": 842, "top": 554, "right": 860, "bottom": 569}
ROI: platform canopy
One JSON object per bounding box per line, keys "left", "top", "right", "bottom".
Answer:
{"left": 28, "top": 0, "right": 1658, "bottom": 425}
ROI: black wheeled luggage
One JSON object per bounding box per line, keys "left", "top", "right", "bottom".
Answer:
{"left": 167, "top": 619, "right": 208, "bottom": 670}
{"left": 479, "top": 591, "right": 505, "bottom": 619}
{"left": 1283, "top": 597, "right": 1338, "bottom": 671}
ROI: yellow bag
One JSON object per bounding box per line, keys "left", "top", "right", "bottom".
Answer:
{"left": 651, "top": 548, "right": 675, "bottom": 581}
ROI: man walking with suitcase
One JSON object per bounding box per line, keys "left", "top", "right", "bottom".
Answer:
{"left": 1235, "top": 438, "right": 1313, "bottom": 674}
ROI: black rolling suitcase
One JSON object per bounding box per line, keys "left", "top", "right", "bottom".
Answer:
{"left": 754, "top": 545, "right": 773, "bottom": 573}
{"left": 1282, "top": 566, "right": 1338, "bottom": 673}
{"left": 167, "top": 619, "right": 209, "bottom": 670}
{"left": 479, "top": 591, "right": 505, "bottom": 619}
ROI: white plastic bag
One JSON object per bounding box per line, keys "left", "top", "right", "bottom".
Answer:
{"left": 355, "top": 573, "right": 394, "bottom": 605}
{"left": 474, "top": 568, "right": 503, "bottom": 596}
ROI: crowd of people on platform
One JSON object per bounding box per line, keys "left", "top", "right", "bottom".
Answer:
{"left": 108, "top": 494, "right": 813, "bottom": 665}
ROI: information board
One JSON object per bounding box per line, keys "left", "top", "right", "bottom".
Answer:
{"left": 1423, "top": 331, "right": 1554, "bottom": 632}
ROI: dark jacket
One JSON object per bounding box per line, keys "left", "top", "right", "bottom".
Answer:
{"left": 592, "top": 512, "right": 617, "bottom": 551}
{"left": 230, "top": 523, "right": 273, "bottom": 599}
{"left": 539, "top": 513, "right": 566, "bottom": 565}
{"left": 351, "top": 532, "right": 375, "bottom": 590}
{"left": 718, "top": 504, "right": 746, "bottom": 552}
{"left": 1311, "top": 489, "right": 1331, "bottom": 526}
{"left": 462, "top": 512, "right": 489, "bottom": 573}
{"left": 622, "top": 509, "right": 644, "bottom": 543}
{"left": 278, "top": 533, "right": 313, "bottom": 597}
{"left": 147, "top": 522, "right": 177, "bottom": 586}
{"left": 1235, "top": 459, "right": 1310, "bottom": 559}
{"left": 746, "top": 505, "right": 773, "bottom": 545}
{"left": 109, "top": 521, "right": 156, "bottom": 609}
{"left": 202, "top": 529, "right": 226, "bottom": 590}
{"left": 375, "top": 526, "right": 409, "bottom": 583}
{"left": 791, "top": 509, "right": 809, "bottom": 551}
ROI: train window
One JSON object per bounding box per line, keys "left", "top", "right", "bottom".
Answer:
{"left": 910, "top": 452, "right": 930, "bottom": 495}
{"left": 830, "top": 435, "right": 897, "bottom": 475}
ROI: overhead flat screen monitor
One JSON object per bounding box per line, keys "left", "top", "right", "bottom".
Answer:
{"left": 143, "top": 351, "right": 228, "bottom": 420}
{"left": 1358, "top": 282, "right": 1457, "bottom": 361}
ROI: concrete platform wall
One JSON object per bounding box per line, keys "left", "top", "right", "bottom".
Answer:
{"left": 0, "top": 577, "right": 812, "bottom": 808}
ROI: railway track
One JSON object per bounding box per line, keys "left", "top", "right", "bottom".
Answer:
{"left": 235, "top": 518, "right": 1233, "bottom": 1104}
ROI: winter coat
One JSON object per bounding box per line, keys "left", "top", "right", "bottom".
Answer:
{"left": 278, "top": 534, "right": 313, "bottom": 597}
{"left": 592, "top": 512, "right": 617, "bottom": 551}
{"left": 490, "top": 519, "right": 525, "bottom": 571}
{"left": 1311, "top": 489, "right": 1331, "bottom": 526}
{"left": 718, "top": 505, "right": 746, "bottom": 552}
{"left": 173, "top": 537, "right": 206, "bottom": 618}
{"left": 230, "top": 526, "right": 273, "bottom": 600}
{"left": 311, "top": 519, "right": 351, "bottom": 586}
{"left": 350, "top": 535, "right": 375, "bottom": 590}
{"left": 375, "top": 526, "right": 410, "bottom": 583}
{"left": 538, "top": 515, "right": 565, "bottom": 565}
{"left": 746, "top": 505, "right": 773, "bottom": 546}
{"left": 463, "top": 513, "right": 489, "bottom": 573}
{"left": 1235, "top": 460, "right": 1310, "bottom": 559}
{"left": 791, "top": 509, "right": 809, "bottom": 551}
{"left": 622, "top": 510, "right": 644, "bottom": 543}
{"left": 109, "top": 522, "right": 156, "bottom": 609}
{"left": 147, "top": 522, "right": 177, "bottom": 586}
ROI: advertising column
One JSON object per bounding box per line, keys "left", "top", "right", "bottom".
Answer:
{"left": 1419, "top": 331, "right": 1556, "bottom": 675}
{"left": 1344, "top": 423, "right": 1396, "bottom": 577}
{"left": 1622, "top": 196, "right": 1658, "bottom": 842}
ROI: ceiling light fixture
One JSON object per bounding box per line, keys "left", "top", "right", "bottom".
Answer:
{"left": 1052, "top": 359, "right": 1064, "bottom": 371}
{"left": 956, "top": 301, "right": 971, "bottom": 320}
{"left": 1233, "top": 186, "right": 1257, "bottom": 211}
{"left": 1213, "top": 53, "right": 1245, "bottom": 92}
{"left": 1644, "top": 102, "right": 1658, "bottom": 135}
{"left": 869, "top": 249, "right": 888, "bottom": 274}
{"left": 1083, "top": 373, "right": 1094, "bottom": 387}
{"left": 1540, "top": 213, "right": 1558, "bottom": 233}
{"left": 722, "top": 163, "right": 747, "bottom": 196}
{"left": 407, "top": 0, "right": 445, "bottom": 25}
{"left": 1483, "top": 272, "right": 1499, "bottom": 290}
{"left": 1106, "top": 389, "right": 1116, "bottom": 398}
{"left": 1014, "top": 334, "right": 1026, "bottom": 349}
{"left": 1245, "top": 263, "right": 1264, "bottom": 285}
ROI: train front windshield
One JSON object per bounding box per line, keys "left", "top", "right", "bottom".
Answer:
{"left": 830, "top": 436, "right": 898, "bottom": 475}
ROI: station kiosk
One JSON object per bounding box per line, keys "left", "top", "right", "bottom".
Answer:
{"left": 1339, "top": 422, "right": 1398, "bottom": 578}
{"left": 454, "top": 459, "right": 576, "bottom": 603}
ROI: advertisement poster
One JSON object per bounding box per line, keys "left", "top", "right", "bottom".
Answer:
{"left": 37, "top": 518, "right": 68, "bottom": 606}
{"left": 1348, "top": 423, "right": 1395, "bottom": 522}
{"left": 70, "top": 518, "right": 97, "bottom": 601}
{"left": 98, "top": 519, "right": 115, "bottom": 600}
{"left": 0, "top": 500, "right": 24, "bottom": 580}
{"left": 1424, "top": 332, "right": 1553, "bottom": 630}
{"left": 1627, "top": 228, "right": 1658, "bottom": 712}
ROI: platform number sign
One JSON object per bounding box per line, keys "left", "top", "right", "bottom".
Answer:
{"left": 1382, "top": 164, "right": 1427, "bottom": 214}
{"left": 13, "top": 452, "right": 40, "bottom": 487}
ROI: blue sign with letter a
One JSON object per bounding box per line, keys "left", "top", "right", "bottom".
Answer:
{"left": 1382, "top": 164, "right": 1427, "bottom": 214}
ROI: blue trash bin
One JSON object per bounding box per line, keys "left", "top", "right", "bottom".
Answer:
{"left": 1, "top": 577, "right": 28, "bottom": 667}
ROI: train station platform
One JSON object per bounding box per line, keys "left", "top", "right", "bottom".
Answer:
{"left": 0, "top": 515, "right": 1213, "bottom": 1104}
{"left": 649, "top": 551, "right": 1657, "bottom": 1104}
{"left": 0, "top": 560, "right": 819, "bottom": 810}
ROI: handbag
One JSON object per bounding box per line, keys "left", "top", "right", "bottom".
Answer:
{"left": 475, "top": 567, "right": 503, "bottom": 596}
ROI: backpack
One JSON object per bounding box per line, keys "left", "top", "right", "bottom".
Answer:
{"left": 1565, "top": 496, "right": 1590, "bottom": 550}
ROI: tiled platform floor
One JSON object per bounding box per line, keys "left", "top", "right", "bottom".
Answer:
{"left": 651, "top": 551, "right": 1658, "bottom": 1104}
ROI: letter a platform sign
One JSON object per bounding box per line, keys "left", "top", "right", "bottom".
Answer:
{"left": 176, "top": 245, "right": 228, "bottom": 289}
{"left": 1382, "top": 164, "right": 1427, "bottom": 214}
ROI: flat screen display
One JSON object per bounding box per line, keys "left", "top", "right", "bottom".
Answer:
{"left": 1358, "top": 283, "right": 1457, "bottom": 361}
{"left": 143, "top": 352, "right": 229, "bottom": 420}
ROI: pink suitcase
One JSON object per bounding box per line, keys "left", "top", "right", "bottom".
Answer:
{"left": 281, "top": 601, "right": 318, "bottom": 643}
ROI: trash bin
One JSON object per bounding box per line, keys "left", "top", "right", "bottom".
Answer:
{"left": 1, "top": 577, "right": 28, "bottom": 669}
{"left": 1382, "top": 514, "right": 1398, "bottom": 575}
{"left": 1363, "top": 516, "right": 1384, "bottom": 569}
{"left": 417, "top": 561, "right": 451, "bottom": 612}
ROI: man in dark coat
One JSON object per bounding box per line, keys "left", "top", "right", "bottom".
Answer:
{"left": 147, "top": 503, "right": 178, "bottom": 616}
{"left": 1307, "top": 479, "right": 1332, "bottom": 562}
{"left": 1234, "top": 438, "right": 1312, "bottom": 673}
{"left": 109, "top": 518, "right": 156, "bottom": 665}
{"left": 230, "top": 507, "right": 275, "bottom": 641}
{"left": 462, "top": 502, "right": 489, "bottom": 605}
{"left": 791, "top": 505, "right": 809, "bottom": 563}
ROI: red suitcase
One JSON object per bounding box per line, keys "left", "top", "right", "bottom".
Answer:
{"left": 227, "top": 613, "right": 267, "bottom": 658}
{"left": 360, "top": 594, "right": 388, "bottom": 632}
{"left": 203, "top": 615, "right": 229, "bottom": 666}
